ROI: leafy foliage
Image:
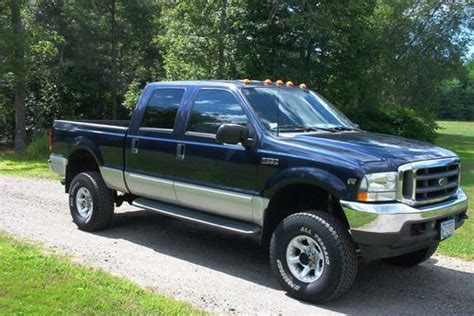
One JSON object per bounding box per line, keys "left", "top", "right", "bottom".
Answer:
{"left": 123, "top": 80, "right": 142, "bottom": 114}
{"left": 435, "top": 60, "right": 474, "bottom": 121}
{"left": 346, "top": 105, "right": 439, "bottom": 142}
{"left": 0, "top": 0, "right": 472, "bottom": 144}
{"left": 26, "top": 132, "right": 49, "bottom": 158}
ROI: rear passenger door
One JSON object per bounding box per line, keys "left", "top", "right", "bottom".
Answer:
{"left": 173, "top": 88, "right": 259, "bottom": 222}
{"left": 125, "top": 87, "right": 186, "bottom": 204}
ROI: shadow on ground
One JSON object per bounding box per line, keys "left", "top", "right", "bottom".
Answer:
{"left": 96, "top": 209, "right": 474, "bottom": 315}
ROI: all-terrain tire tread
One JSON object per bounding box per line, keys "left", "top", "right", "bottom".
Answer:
{"left": 270, "top": 211, "right": 358, "bottom": 303}
{"left": 70, "top": 172, "right": 115, "bottom": 231}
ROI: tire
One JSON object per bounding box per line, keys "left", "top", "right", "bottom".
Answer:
{"left": 382, "top": 243, "right": 438, "bottom": 267}
{"left": 69, "top": 171, "right": 115, "bottom": 231}
{"left": 269, "top": 211, "right": 358, "bottom": 303}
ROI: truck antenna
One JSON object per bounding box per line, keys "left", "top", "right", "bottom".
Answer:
{"left": 276, "top": 88, "right": 281, "bottom": 137}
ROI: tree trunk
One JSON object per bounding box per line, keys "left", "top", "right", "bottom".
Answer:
{"left": 217, "top": 0, "right": 227, "bottom": 78}
{"left": 110, "top": 0, "right": 118, "bottom": 119}
{"left": 10, "top": 0, "right": 26, "bottom": 154}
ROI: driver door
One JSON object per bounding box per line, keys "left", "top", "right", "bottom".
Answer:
{"left": 173, "top": 88, "right": 259, "bottom": 222}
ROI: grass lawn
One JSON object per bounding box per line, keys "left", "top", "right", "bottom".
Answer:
{"left": 436, "top": 121, "right": 474, "bottom": 260}
{"left": 0, "top": 232, "right": 203, "bottom": 315}
{"left": 0, "top": 153, "right": 59, "bottom": 180}
{"left": 0, "top": 134, "right": 58, "bottom": 180}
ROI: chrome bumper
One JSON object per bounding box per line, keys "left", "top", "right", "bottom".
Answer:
{"left": 48, "top": 153, "right": 68, "bottom": 177}
{"left": 341, "top": 189, "right": 468, "bottom": 234}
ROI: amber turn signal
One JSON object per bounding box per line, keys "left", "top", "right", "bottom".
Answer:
{"left": 358, "top": 192, "right": 368, "bottom": 201}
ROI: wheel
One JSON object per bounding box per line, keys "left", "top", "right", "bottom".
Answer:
{"left": 69, "top": 171, "right": 115, "bottom": 231}
{"left": 382, "top": 243, "right": 438, "bottom": 267}
{"left": 269, "top": 211, "right": 358, "bottom": 303}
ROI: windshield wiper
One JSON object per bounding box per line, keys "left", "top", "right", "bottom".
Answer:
{"left": 275, "top": 125, "right": 334, "bottom": 133}
{"left": 273, "top": 124, "right": 358, "bottom": 133}
{"left": 322, "top": 126, "right": 359, "bottom": 132}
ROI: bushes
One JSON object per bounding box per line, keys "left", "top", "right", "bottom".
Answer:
{"left": 26, "top": 132, "right": 49, "bottom": 159}
{"left": 345, "top": 106, "right": 438, "bottom": 143}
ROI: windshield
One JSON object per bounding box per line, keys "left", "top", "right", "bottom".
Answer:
{"left": 242, "top": 87, "right": 356, "bottom": 133}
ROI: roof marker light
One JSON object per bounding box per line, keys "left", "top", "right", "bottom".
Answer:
{"left": 275, "top": 80, "right": 283, "bottom": 85}
{"left": 286, "top": 81, "right": 294, "bottom": 87}
{"left": 299, "top": 83, "right": 308, "bottom": 89}
{"left": 264, "top": 79, "right": 272, "bottom": 85}
{"left": 242, "top": 78, "right": 251, "bottom": 84}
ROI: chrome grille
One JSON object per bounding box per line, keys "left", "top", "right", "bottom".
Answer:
{"left": 398, "top": 158, "right": 460, "bottom": 206}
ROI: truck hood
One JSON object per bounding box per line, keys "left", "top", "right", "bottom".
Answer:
{"left": 285, "top": 131, "right": 457, "bottom": 170}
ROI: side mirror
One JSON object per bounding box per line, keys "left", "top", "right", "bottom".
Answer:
{"left": 215, "top": 124, "right": 249, "bottom": 145}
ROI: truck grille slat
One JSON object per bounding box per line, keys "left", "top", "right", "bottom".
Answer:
{"left": 416, "top": 181, "right": 458, "bottom": 194}
{"left": 399, "top": 159, "right": 460, "bottom": 206}
{"left": 416, "top": 169, "right": 459, "bottom": 181}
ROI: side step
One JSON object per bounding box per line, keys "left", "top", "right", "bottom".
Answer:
{"left": 132, "top": 197, "right": 261, "bottom": 235}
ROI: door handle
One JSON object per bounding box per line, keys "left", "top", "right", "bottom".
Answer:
{"left": 131, "top": 139, "right": 139, "bottom": 154}
{"left": 176, "top": 144, "right": 185, "bottom": 160}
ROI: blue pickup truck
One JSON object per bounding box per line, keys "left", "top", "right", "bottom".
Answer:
{"left": 49, "top": 80, "right": 469, "bottom": 303}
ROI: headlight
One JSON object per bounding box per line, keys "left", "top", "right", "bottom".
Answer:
{"left": 358, "top": 172, "right": 398, "bottom": 202}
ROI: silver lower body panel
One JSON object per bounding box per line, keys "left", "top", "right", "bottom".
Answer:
{"left": 48, "top": 153, "right": 68, "bottom": 177}
{"left": 100, "top": 166, "right": 128, "bottom": 193}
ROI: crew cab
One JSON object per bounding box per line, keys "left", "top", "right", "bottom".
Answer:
{"left": 49, "top": 80, "right": 469, "bottom": 303}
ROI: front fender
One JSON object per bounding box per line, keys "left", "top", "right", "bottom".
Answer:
{"left": 262, "top": 167, "right": 352, "bottom": 200}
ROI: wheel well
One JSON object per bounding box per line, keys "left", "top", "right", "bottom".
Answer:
{"left": 261, "top": 184, "right": 349, "bottom": 247}
{"left": 65, "top": 149, "right": 100, "bottom": 192}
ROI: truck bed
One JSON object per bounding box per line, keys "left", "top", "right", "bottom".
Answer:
{"left": 52, "top": 119, "right": 129, "bottom": 173}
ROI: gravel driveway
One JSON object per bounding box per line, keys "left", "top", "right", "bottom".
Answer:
{"left": 0, "top": 175, "right": 473, "bottom": 315}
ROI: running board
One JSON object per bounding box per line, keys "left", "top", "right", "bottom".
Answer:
{"left": 132, "top": 197, "right": 261, "bottom": 235}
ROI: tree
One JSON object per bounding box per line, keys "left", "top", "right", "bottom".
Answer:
{"left": 158, "top": 0, "right": 246, "bottom": 80}
{"left": 110, "top": 0, "right": 118, "bottom": 119}
{"left": 217, "top": 0, "right": 227, "bottom": 78}
{"left": 0, "top": 0, "right": 471, "bottom": 145}
{"left": 9, "top": 0, "right": 27, "bottom": 153}
{"left": 435, "top": 60, "right": 474, "bottom": 120}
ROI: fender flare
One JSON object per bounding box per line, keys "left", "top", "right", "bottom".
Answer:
{"left": 259, "top": 167, "right": 353, "bottom": 244}
{"left": 67, "top": 136, "right": 104, "bottom": 167}
{"left": 262, "top": 167, "right": 351, "bottom": 201}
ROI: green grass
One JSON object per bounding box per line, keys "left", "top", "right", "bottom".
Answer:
{"left": 0, "top": 232, "right": 203, "bottom": 315}
{"left": 0, "top": 133, "right": 57, "bottom": 180}
{"left": 436, "top": 121, "right": 474, "bottom": 260}
{"left": 0, "top": 154, "right": 58, "bottom": 180}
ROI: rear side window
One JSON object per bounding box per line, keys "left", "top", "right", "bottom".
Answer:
{"left": 141, "top": 88, "right": 185, "bottom": 129}
{"left": 187, "top": 89, "right": 247, "bottom": 134}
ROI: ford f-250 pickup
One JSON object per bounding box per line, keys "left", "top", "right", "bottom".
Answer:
{"left": 49, "top": 80, "right": 469, "bottom": 303}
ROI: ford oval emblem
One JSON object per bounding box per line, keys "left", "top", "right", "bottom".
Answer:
{"left": 438, "top": 177, "right": 448, "bottom": 186}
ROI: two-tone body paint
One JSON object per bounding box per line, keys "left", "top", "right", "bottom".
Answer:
{"left": 51, "top": 80, "right": 458, "bottom": 227}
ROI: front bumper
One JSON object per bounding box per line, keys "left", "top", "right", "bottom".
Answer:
{"left": 340, "top": 189, "right": 468, "bottom": 259}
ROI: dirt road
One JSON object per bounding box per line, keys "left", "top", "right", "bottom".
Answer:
{"left": 0, "top": 175, "right": 473, "bottom": 315}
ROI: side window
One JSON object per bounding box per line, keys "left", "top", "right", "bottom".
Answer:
{"left": 187, "top": 90, "right": 248, "bottom": 134}
{"left": 141, "top": 88, "right": 185, "bottom": 129}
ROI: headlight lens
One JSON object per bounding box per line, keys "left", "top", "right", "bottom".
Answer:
{"left": 358, "top": 172, "right": 398, "bottom": 202}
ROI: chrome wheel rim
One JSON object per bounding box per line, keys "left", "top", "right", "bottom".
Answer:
{"left": 76, "top": 187, "right": 93, "bottom": 220}
{"left": 286, "top": 235, "right": 325, "bottom": 283}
